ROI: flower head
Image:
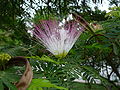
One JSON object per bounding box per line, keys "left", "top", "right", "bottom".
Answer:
{"left": 33, "top": 15, "right": 85, "bottom": 58}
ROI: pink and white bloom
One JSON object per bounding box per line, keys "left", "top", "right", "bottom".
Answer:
{"left": 33, "top": 15, "right": 85, "bottom": 58}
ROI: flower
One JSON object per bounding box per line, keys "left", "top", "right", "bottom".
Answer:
{"left": 33, "top": 15, "right": 85, "bottom": 58}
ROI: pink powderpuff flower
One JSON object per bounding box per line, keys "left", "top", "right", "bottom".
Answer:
{"left": 33, "top": 15, "right": 85, "bottom": 58}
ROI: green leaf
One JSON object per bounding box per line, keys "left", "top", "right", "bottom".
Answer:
{"left": 27, "top": 55, "right": 60, "bottom": 64}
{"left": 2, "top": 78, "right": 17, "bottom": 90}
{"left": 81, "top": 66, "right": 111, "bottom": 85}
{"left": 28, "top": 79, "right": 68, "bottom": 90}
{"left": 0, "top": 67, "right": 20, "bottom": 82}
{"left": 113, "top": 43, "right": 119, "bottom": 55}
{"left": 28, "top": 85, "right": 43, "bottom": 90}
{"left": 0, "top": 79, "right": 4, "bottom": 90}
{"left": 0, "top": 67, "right": 21, "bottom": 89}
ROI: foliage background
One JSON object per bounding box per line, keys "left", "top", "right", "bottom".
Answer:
{"left": 0, "top": 0, "right": 120, "bottom": 90}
